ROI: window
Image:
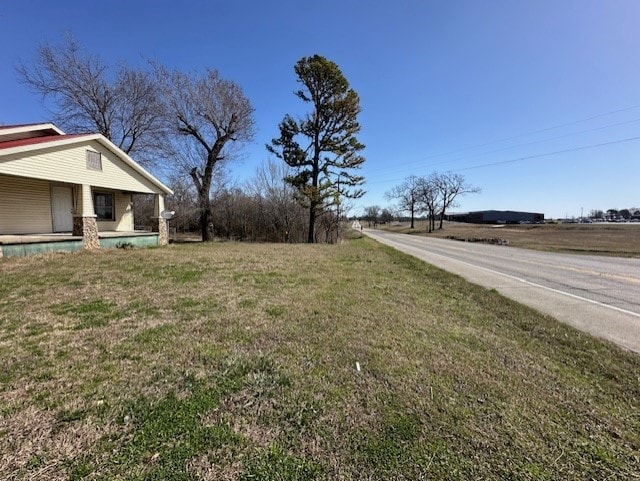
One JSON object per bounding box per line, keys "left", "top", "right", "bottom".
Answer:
{"left": 86, "top": 150, "right": 102, "bottom": 170}
{"left": 94, "top": 192, "right": 114, "bottom": 221}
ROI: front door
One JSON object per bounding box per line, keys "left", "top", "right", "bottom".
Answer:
{"left": 51, "top": 185, "right": 73, "bottom": 232}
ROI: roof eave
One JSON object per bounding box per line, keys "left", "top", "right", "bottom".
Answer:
{"left": 0, "top": 123, "right": 65, "bottom": 136}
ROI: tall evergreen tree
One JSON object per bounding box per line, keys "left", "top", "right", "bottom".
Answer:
{"left": 268, "top": 55, "right": 365, "bottom": 243}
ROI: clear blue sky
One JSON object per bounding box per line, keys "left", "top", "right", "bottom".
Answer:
{"left": 2, "top": 0, "right": 639, "bottom": 219}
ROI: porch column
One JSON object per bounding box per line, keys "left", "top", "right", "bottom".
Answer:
{"left": 73, "top": 184, "right": 100, "bottom": 250}
{"left": 151, "top": 194, "right": 168, "bottom": 246}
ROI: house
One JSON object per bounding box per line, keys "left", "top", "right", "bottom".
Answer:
{"left": 0, "top": 123, "right": 173, "bottom": 258}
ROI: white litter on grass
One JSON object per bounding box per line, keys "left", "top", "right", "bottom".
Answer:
{"left": 356, "top": 362, "right": 361, "bottom": 372}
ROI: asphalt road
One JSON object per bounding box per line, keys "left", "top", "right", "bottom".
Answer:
{"left": 363, "top": 229, "right": 640, "bottom": 354}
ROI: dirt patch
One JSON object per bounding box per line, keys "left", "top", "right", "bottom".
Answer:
{"left": 445, "top": 235, "right": 509, "bottom": 245}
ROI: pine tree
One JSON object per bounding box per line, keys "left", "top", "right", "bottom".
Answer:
{"left": 268, "top": 55, "right": 365, "bottom": 243}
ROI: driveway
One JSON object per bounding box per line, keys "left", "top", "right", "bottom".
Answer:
{"left": 363, "top": 229, "right": 640, "bottom": 354}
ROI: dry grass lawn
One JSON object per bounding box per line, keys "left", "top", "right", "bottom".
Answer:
{"left": 1, "top": 238, "right": 639, "bottom": 480}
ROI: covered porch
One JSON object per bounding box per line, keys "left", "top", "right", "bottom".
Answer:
{"left": 0, "top": 177, "right": 170, "bottom": 258}
{"left": 0, "top": 123, "right": 174, "bottom": 258}
{"left": 0, "top": 230, "right": 163, "bottom": 258}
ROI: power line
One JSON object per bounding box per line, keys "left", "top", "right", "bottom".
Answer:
{"left": 440, "top": 104, "right": 640, "bottom": 154}
{"left": 362, "top": 104, "right": 640, "bottom": 178}
{"left": 365, "top": 135, "right": 640, "bottom": 186}
{"left": 451, "top": 135, "right": 640, "bottom": 172}
{"left": 365, "top": 115, "right": 640, "bottom": 180}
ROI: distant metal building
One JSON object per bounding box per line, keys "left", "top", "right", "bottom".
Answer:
{"left": 448, "top": 210, "right": 544, "bottom": 224}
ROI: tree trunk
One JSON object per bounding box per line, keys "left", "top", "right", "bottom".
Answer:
{"left": 199, "top": 193, "right": 213, "bottom": 242}
{"left": 427, "top": 212, "right": 434, "bottom": 233}
{"left": 200, "top": 203, "right": 212, "bottom": 242}
{"left": 410, "top": 205, "right": 415, "bottom": 229}
{"left": 307, "top": 205, "right": 316, "bottom": 243}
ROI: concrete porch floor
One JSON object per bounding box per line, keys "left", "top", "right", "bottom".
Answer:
{"left": 0, "top": 231, "right": 162, "bottom": 258}
{"left": 0, "top": 231, "right": 155, "bottom": 245}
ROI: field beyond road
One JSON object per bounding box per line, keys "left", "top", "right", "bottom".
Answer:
{"left": 1, "top": 239, "right": 639, "bottom": 480}
{"left": 381, "top": 220, "right": 640, "bottom": 257}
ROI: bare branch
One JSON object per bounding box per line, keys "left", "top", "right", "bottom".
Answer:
{"left": 17, "top": 34, "right": 167, "bottom": 166}
{"left": 154, "top": 63, "right": 255, "bottom": 241}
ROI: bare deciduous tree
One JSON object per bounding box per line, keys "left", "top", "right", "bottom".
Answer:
{"left": 363, "top": 205, "right": 381, "bottom": 228}
{"left": 385, "top": 175, "right": 422, "bottom": 229}
{"left": 17, "top": 34, "right": 166, "bottom": 165}
{"left": 413, "top": 172, "right": 479, "bottom": 232}
{"left": 155, "top": 65, "right": 255, "bottom": 241}
{"left": 417, "top": 175, "right": 440, "bottom": 233}
{"left": 211, "top": 186, "right": 246, "bottom": 240}
{"left": 248, "top": 160, "right": 306, "bottom": 242}
{"left": 434, "top": 172, "right": 480, "bottom": 229}
{"left": 165, "top": 175, "right": 199, "bottom": 233}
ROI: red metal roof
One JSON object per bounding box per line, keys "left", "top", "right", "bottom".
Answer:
{"left": 0, "top": 123, "right": 55, "bottom": 130}
{"left": 0, "top": 133, "right": 92, "bottom": 150}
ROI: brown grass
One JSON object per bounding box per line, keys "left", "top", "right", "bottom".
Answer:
{"left": 1, "top": 240, "right": 639, "bottom": 479}
{"left": 382, "top": 220, "right": 640, "bottom": 256}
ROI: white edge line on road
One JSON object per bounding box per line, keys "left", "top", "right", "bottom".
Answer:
{"left": 369, "top": 232, "right": 640, "bottom": 320}
{"left": 467, "top": 260, "right": 640, "bottom": 319}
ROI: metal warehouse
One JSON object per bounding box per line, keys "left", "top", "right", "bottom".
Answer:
{"left": 449, "top": 210, "right": 544, "bottom": 224}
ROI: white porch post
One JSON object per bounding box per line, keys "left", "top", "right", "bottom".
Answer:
{"left": 152, "top": 194, "right": 169, "bottom": 246}
{"left": 73, "top": 184, "right": 100, "bottom": 250}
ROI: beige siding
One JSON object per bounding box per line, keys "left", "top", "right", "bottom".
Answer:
{"left": 0, "top": 140, "right": 162, "bottom": 194}
{"left": 96, "top": 191, "right": 133, "bottom": 232}
{"left": 0, "top": 174, "right": 52, "bottom": 234}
